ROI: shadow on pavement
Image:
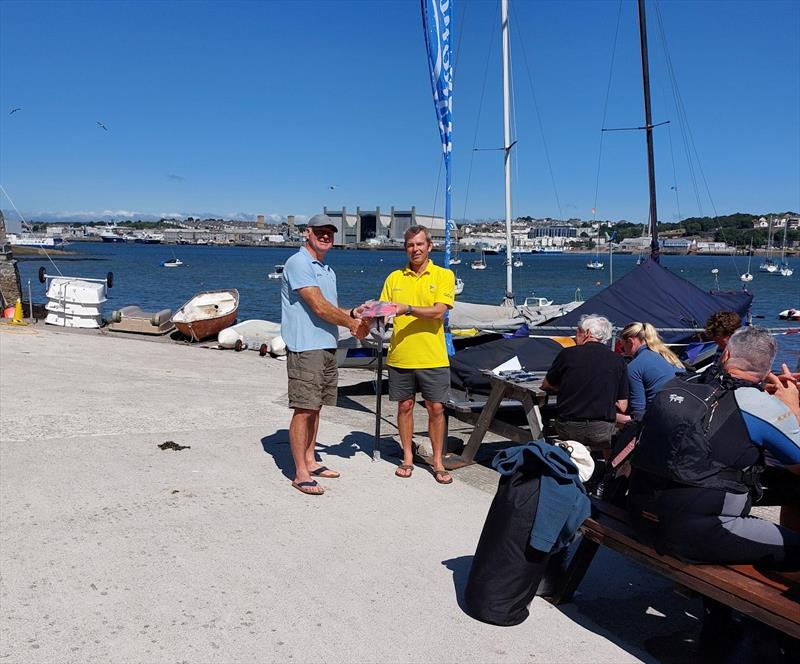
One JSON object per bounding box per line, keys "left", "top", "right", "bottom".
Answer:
{"left": 443, "top": 547, "right": 707, "bottom": 662}
{"left": 442, "top": 555, "right": 473, "bottom": 614}
{"left": 261, "top": 429, "right": 401, "bottom": 479}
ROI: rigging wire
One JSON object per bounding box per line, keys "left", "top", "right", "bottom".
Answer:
{"left": 653, "top": 0, "right": 743, "bottom": 279}
{"left": 666, "top": 122, "right": 683, "bottom": 221}
{"left": 0, "top": 183, "right": 63, "bottom": 276}
{"left": 430, "top": 0, "right": 469, "bottom": 222}
{"left": 510, "top": 0, "right": 564, "bottom": 222}
{"left": 592, "top": 0, "right": 624, "bottom": 223}
{"left": 460, "top": 0, "right": 499, "bottom": 224}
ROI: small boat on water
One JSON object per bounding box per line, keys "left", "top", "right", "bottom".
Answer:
{"left": 512, "top": 258, "right": 524, "bottom": 268}
{"left": 777, "top": 222, "right": 793, "bottom": 276}
{"left": 267, "top": 264, "right": 285, "bottom": 280}
{"left": 454, "top": 277, "right": 464, "bottom": 296}
{"left": 740, "top": 236, "right": 754, "bottom": 283}
{"left": 779, "top": 308, "right": 800, "bottom": 321}
{"left": 471, "top": 250, "right": 487, "bottom": 271}
{"left": 586, "top": 260, "right": 604, "bottom": 270}
{"left": 161, "top": 257, "right": 183, "bottom": 268}
{"left": 172, "top": 289, "right": 239, "bottom": 341}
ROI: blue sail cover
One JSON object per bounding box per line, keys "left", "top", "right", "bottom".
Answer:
{"left": 547, "top": 259, "right": 753, "bottom": 343}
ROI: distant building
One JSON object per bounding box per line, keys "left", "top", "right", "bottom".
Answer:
{"left": 322, "top": 206, "right": 449, "bottom": 247}
{"left": 256, "top": 215, "right": 265, "bottom": 229}
{"left": 528, "top": 226, "right": 577, "bottom": 239}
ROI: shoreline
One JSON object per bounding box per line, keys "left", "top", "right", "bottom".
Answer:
{"left": 11, "top": 239, "right": 795, "bottom": 258}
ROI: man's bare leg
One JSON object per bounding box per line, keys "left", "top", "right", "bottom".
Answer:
{"left": 305, "top": 409, "right": 321, "bottom": 469}
{"left": 289, "top": 407, "right": 323, "bottom": 494}
{"left": 426, "top": 400, "right": 451, "bottom": 482}
{"left": 396, "top": 398, "right": 415, "bottom": 477}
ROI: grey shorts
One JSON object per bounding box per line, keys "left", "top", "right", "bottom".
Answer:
{"left": 287, "top": 349, "right": 338, "bottom": 410}
{"left": 554, "top": 419, "right": 617, "bottom": 451}
{"left": 388, "top": 366, "right": 450, "bottom": 403}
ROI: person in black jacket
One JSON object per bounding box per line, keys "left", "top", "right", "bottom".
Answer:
{"left": 542, "top": 314, "right": 629, "bottom": 455}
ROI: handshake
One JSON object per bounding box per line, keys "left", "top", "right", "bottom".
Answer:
{"left": 346, "top": 300, "right": 408, "bottom": 340}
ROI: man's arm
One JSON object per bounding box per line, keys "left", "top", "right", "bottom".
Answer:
{"left": 764, "top": 372, "right": 800, "bottom": 424}
{"left": 393, "top": 302, "right": 449, "bottom": 320}
{"left": 542, "top": 377, "right": 558, "bottom": 392}
{"left": 297, "top": 286, "right": 366, "bottom": 338}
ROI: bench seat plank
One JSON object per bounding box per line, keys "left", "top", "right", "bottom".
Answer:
{"left": 558, "top": 499, "right": 800, "bottom": 639}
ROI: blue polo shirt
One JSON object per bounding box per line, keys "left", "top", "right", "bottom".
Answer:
{"left": 280, "top": 246, "right": 338, "bottom": 352}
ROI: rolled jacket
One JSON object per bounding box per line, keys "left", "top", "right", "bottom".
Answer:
{"left": 493, "top": 441, "right": 591, "bottom": 554}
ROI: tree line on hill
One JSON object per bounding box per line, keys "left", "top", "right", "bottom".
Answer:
{"left": 603, "top": 212, "right": 799, "bottom": 248}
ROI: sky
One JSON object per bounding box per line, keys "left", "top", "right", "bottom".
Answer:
{"left": 0, "top": 0, "right": 798, "bottom": 228}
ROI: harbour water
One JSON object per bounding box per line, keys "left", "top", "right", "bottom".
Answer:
{"left": 18, "top": 242, "right": 798, "bottom": 366}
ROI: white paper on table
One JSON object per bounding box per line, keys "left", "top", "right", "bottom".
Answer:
{"left": 492, "top": 356, "right": 522, "bottom": 375}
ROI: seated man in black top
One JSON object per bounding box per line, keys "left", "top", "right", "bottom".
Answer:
{"left": 542, "top": 314, "right": 629, "bottom": 454}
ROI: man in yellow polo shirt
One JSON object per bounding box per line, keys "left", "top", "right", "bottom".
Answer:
{"left": 378, "top": 225, "right": 455, "bottom": 484}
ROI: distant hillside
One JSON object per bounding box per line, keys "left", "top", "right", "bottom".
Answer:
{"left": 612, "top": 212, "right": 799, "bottom": 248}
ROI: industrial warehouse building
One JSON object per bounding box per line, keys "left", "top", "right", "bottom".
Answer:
{"left": 322, "top": 207, "right": 450, "bottom": 247}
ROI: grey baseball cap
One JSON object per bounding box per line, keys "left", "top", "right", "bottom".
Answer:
{"left": 306, "top": 214, "right": 338, "bottom": 232}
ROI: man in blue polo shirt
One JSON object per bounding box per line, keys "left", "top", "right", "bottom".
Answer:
{"left": 281, "top": 214, "right": 367, "bottom": 496}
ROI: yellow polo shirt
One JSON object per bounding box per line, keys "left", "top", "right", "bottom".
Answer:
{"left": 379, "top": 260, "right": 455, "bottom": 368}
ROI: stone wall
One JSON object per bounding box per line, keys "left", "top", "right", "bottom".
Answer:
{"left": 0, "top": 211, "right": 23, "bottom": 307}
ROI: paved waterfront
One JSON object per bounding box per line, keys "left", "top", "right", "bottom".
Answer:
{"left": 1, "top": 324, "right": 706, "bottom": 663}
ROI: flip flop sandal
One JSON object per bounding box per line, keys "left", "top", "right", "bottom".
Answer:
{"left": 395, "top": 464, "right": 414, "bottom": 478}
{"left": 310, "top": 466, "right": 340, "bottom": 478}
{"left": 291, "top": 479, "right": 324, "bottom": 495}
{"left": 433, "top": 469, "right": 453, "bottom": 485}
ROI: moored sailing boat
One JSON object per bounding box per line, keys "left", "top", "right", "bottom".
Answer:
{"left": 778, "top": 221, "right": 793, "bottom": 277}
{"left": 759, "top": 216, "right": 778, "bottom": 272}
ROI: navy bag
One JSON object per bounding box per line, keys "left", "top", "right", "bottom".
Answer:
{"left": 464, "top": 472, "right": 550, "bottom": 626}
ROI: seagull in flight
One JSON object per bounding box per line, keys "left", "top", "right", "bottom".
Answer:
{"left": 96, "top": 121, "right": 108, "bottom": 131}
{"left": 329, "top": 184, "right": 338, "bottom": 190}
{"left": 9, "top": 108, "right": 21, "bottom": 115}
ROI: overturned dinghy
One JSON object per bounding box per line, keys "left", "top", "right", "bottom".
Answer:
{"left": 218, "top": 319, "right": 283, "bottom": 355}
{"left": 39, "top": 268, "right": 114, "bottom": 329}
{"left": 108, "top": 306, "right": 174, "bottom": 335}
{"left": 172, "top": 289, "right": 239, "bottom": 341}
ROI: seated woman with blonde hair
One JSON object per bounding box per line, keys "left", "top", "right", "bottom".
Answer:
{"left": 619, "top": 322, "right": 685, "bottom": 420}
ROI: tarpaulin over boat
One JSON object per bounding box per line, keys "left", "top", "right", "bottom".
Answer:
{"left": 450, "top": 337, "right": 566, "bottom": 395}
{"left": 545, "top": 259, "right": 753, "bottom": 343}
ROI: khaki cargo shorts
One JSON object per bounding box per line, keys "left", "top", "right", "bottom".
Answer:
{"left": 287, "top": 349, "right": 338, "bottom": 410}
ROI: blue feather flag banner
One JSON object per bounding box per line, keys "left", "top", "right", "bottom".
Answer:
{"left": 421, "top": 0, "right": 455, "bottom": 355}
{"left": 421, "top": 0, "right": 453, "bottom": 159}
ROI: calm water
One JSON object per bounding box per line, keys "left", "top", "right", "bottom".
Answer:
{"left": 19, "top": 242, "right": 799, "bottom": 367}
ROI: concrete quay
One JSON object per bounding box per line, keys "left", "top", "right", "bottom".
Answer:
{"left": 1, "top": 324, "right": 705, "bottom": 663}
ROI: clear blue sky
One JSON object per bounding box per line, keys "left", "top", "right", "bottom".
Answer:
{"left": 1, "top": 0, "right": 798, "bottom": 227}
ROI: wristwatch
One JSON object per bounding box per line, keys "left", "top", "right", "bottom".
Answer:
{"left": 407, "top": 305, "right": 414, "bottom": 316}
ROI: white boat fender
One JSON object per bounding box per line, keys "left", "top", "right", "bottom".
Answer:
{"left": 270, "top": 335, "right": 287, "bottom": 356}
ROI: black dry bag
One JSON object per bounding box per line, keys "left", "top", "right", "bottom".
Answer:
{"left": 465, "top": 471, "right": 550, "bottom": 626}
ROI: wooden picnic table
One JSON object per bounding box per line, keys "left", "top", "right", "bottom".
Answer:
{"left": 443, "top": 370, "right": 549, "bottom": 470}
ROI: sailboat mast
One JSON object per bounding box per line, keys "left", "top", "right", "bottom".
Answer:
{"left": 637, "top": 0, "right": 660, "bottom": 263}
{"left": 501, "top": 0, "right": 514, "bottom": 304}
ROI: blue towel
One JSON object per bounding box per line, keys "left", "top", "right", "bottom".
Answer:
{"left": 493, "top": 441, "right": 591, "bottom": 553}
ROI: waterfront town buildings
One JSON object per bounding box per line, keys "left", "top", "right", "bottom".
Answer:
{"left": 14, "top": 211, "right": 799, "bottom": 255}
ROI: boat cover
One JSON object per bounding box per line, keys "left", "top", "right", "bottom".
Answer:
{"left": 545, "top": 259, "right": 753, "bottom": 343}
{"left": 449, "top": 300, "right": 583, "bottom": 331}
{"left": 450, "top": 336, "right": 565, "bottom": 395}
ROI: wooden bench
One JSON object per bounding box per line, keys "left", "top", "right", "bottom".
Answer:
{"left": 552, "top": 498, "right": 800, "bottom": 639}
{"left": 443, "top": 371, "right": 548, "bottom": 469}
